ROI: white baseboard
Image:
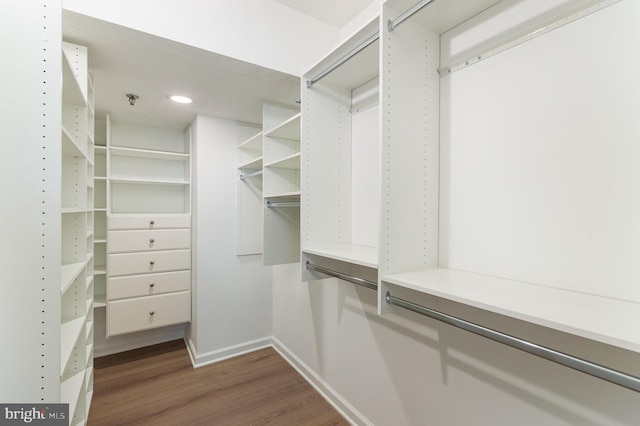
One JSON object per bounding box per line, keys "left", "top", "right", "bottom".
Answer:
{"left": 271, "top": 337, "right": 372, "bottom": 426}
{"left": 185, "top": 336, "right": 272, "bottom": 368}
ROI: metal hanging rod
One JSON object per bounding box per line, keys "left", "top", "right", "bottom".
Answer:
{"left": 239, "top": 170, "right": 263, "bottom": 181}
{"left": 267, "top": 201, "right": 300, "bottom": 208}
{"left": 385, "top": 292, "right": 640, "bottom": 393}
{"left": 306, "top": 32, "right": 380, "bottom": 88}
{"left": 306, "top": 261, "right": 378, "bottom": 291}
{"left": 388, "top": 0, "right": 437, "bottom": 32}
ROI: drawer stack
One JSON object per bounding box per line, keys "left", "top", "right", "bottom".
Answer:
{"left": 107, "top": 214, "right": 191, "bottom": 335}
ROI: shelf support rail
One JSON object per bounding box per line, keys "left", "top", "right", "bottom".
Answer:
{"left": 388, "top": 0, "right": 437, "bottom": 32}
{"left": 306, "top": 261, "right": 378, "bottom": 291}
{"left": 306, "top": 32, "right": 380, "bottom": 88}
{"left": 239, "top": 170, "right": 263, "bottom": 181}
{"left": 385, "top": 292, "right": 640, "bottom": 393}
{"left": 267, "top": 201, "right": 300, "bottom": 208}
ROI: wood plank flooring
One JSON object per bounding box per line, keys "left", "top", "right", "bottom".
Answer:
{"left": 88, "top": 340, "right": 349, "bottom": 425}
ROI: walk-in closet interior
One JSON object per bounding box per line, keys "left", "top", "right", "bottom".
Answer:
{"left": 3, "top": 0, "right": 640, "bottom": 424}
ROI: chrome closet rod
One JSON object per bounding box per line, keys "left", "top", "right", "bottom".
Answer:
{"left": 385, "top": 292, "right": 640, "bottom": 393}
{"left": 239, "top": 170, "right": 263, "bottom": 181}
{"left": 388, "top": 0, "right": 438, "bottom": 32}
{"left": 306, "top": 261, "right": 378, "bottom": 291}
{"left": 267, "top": 201, "right": 300, "bottom": 208}
{"left": 306, "top": 32, "right": 380, "bottom": 88}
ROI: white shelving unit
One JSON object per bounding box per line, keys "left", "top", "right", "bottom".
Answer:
{"left": 61, "top": 40, "right": 95, "bottom": 424}
{"left": 263, "top": 104, "right": 301, "bottom": 265}
{"left": 236, "top": 124, "right": 263, "bottom": 255}
{"left": 106, "top": 118, "right": 192, "bottom": 336}
{"left": 236, "top": 104, "right": 301, "bottom": 264}
{"left": 300, "top": 0, "right": 640, "bottom": 386}
{"left": 93, "top": 119, "right": 107, "bottom": 308}
{"left": 301, "top": 16, "right": 380, "bottom": 280}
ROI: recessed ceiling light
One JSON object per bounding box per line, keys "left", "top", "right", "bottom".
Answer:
{"left": 169, "top": 95, "right": 192, "bottom": 104}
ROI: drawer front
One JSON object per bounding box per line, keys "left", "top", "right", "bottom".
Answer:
{"left": 107, "top": 291, "right": 191, "bottom": 336}
{"left": 108, "top": 250, "right": 191, "bottom": 276}
{"left": 109, "top": 214, "right": 191, "bottom": 230}
{"left": 108, "top": 229, "right": 191, "bottom": 253}
{"left": 108, "top": 270, "right": 191, "bottom": 300}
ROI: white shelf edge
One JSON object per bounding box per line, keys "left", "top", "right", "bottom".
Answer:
{"left": 264, "top": 152, "right": 301, "bottom": 169}
{"left": 264, "top": 191, "right": 301, "bottom": 199}
{"left": 110, "top": 145, "right": 189, "bottom": 159}
{"left": 382, "top": 268, "right": 640, "bottom": 353}
{"left": 60, "top": 369, "right": 84, "bottom": 421}
{"left": 94, "top": 294, "right": 106, "bottom": 308}
{"left": 238, "top": 131, "right": 263, "bottom": 150}
{"left": 61, "top": 262, "right": 86, "bottom": 294}
{"left": 62, "top": 207, "right": 87, "bottom": 214}
{"left": 110, "top": 178, "right": 190, "bottom": 186}
{"left": 60, "top": 316, "right": 86, "bottom": 373}
{"left": 237, "top": 156, "right": 263, "bottom": 170}
{"left": 264, "top": 113, "right": 301, "bottom": 140}
{"left": 303, "top": 244, "right": 379, "bottom": 269}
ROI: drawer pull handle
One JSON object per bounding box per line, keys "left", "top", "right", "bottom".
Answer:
{"left": 150, "top": 238, "right": 155, "bottom": 243}
{"left": 150, "top": 220, "right": 155, "bottom": 225}
{"left": 149, "top": 283, "right": 155, "bottom": 288}
{"left": 149, "top": 311, "right": 155, "bottom": 316}
{"left": 150, "top": 260, "right": 155, "bottom": 265}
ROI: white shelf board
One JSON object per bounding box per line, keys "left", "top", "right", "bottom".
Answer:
{"left": 94, "top": 266, "right": 106, "bottom": 275}
{"left": 94, "top": 176, "right": 107, "bottom": 182}
{"left": 238, "top": 131, "right": 263, "bottom": 150}
{"left": 264, "top": 153, "right": 300, "bottom": 169}
{"left": 94, "top": 293, "right": 106, "bottom": 308}
{"left": 110, "top": 146, "right": 189, "bottom": 161}
{"left": 264, "top": 191, "right": 301, "bottom": 199}
{"left": 304, "top": 17, "right": 379, "bottom": 90}
{"left": 86, "top": 274, "right": 94, "bottom": 291}
{"left": 265, "top": 113, "right": 301, "bottom": 140}
{"left": 386, "top": 0, "right": 502, "bottom": 34}
{"left": 60, "top": 370, "right": 84, "bottom": 421}
{"left": 110, "top": 177, "right": 189, "bottom": 186}
{"left": 382, "top": 268, "right": 640, "bottom": 353}
{"left": 94, "top": 238, "right": 106, "bottom": 244}
{"left": 303, "top": 244, "right": 378, "bottom": 269}
{"left": 86, "top": 319, "right": 94, "bottom": 340}
{"left": 62, "top": 126, "right": 85, "bottom": 158}
{"left": 60, "top": 316, "right": 86, "bottom": 373}
{"left": 237, "top": 156, "right": 263, "bottom": 170}
{"left": 61, "top": 262, "right": 86, "bottom": 294}
{"left": 62, "top": 53, "right": 85, "bottom": 105}
{"left": 62, "top": 207, "right": 87, "bottom": 214}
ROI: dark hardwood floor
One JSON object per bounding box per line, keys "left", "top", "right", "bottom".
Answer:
{"left": 88, "top": 340, "right": 349, "bottom": 425}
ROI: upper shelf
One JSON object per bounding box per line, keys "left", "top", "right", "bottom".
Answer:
{"left": 303, "top": 244, "right": 378, "bottom": 269}
{"left": 264, "top": 113, "right": 301, "bottom": 140}
{"left": 304, "top": 17, "right": 379, "bottom": 90}
{"left": 238, "top": 132, "right": 263, "bottom": 151}
{"left": 383, "top": 267, "right": 640, "bottom": 354}
{"left": 110, "top": 146, "right": 190, "bottom": 161}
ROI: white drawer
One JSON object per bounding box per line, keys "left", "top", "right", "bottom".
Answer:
{"left": 108, "top": 250, "right": 191, "bottom": 276}
{"left": 108, "top": 270, "right": 191, "bottom": 300}
{"left": 109, "top": 214, "right": 190, "bottom": 230}
{"left": 107, "top": 291, "right": 191, "bottom": 336}
{"left": 108, "top": 229, "right": 191, "bottom": 253}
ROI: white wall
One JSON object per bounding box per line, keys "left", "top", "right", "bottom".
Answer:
{"left": 189, "top": 115, "right": 273, "bottom": 362}
{"left": 62, "top": 0, "right": 340, "bottom": 76}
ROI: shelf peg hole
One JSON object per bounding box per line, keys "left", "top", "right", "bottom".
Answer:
{"left": 149, "top": 260, "right": 155, "bottom": 265}
{"left": 150, "top": 238, "right": 155, "bottom": 243}
{"left": 150, "top": 220, "right": 155, "bottom": 225}
{"left": 149, "top": 311, "right": 155, "bottom": 316}
{"left": 149, "top": 283, "right": 155, "bottom": 288}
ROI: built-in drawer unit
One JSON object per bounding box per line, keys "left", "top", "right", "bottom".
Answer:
{"left": 107, "top": 291, "right": 191, "bottom": 335}
{"left": 108, "top": 229, "right": 191, "bottom": 253}
{"left": 108, "top": 214, "right": 191, "bottom": 230}
{"left": 108, "top": 249, "right": 191, "bottom": 277}
{"left": 108, "top": 270, "right": 191, "bottom": 300}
